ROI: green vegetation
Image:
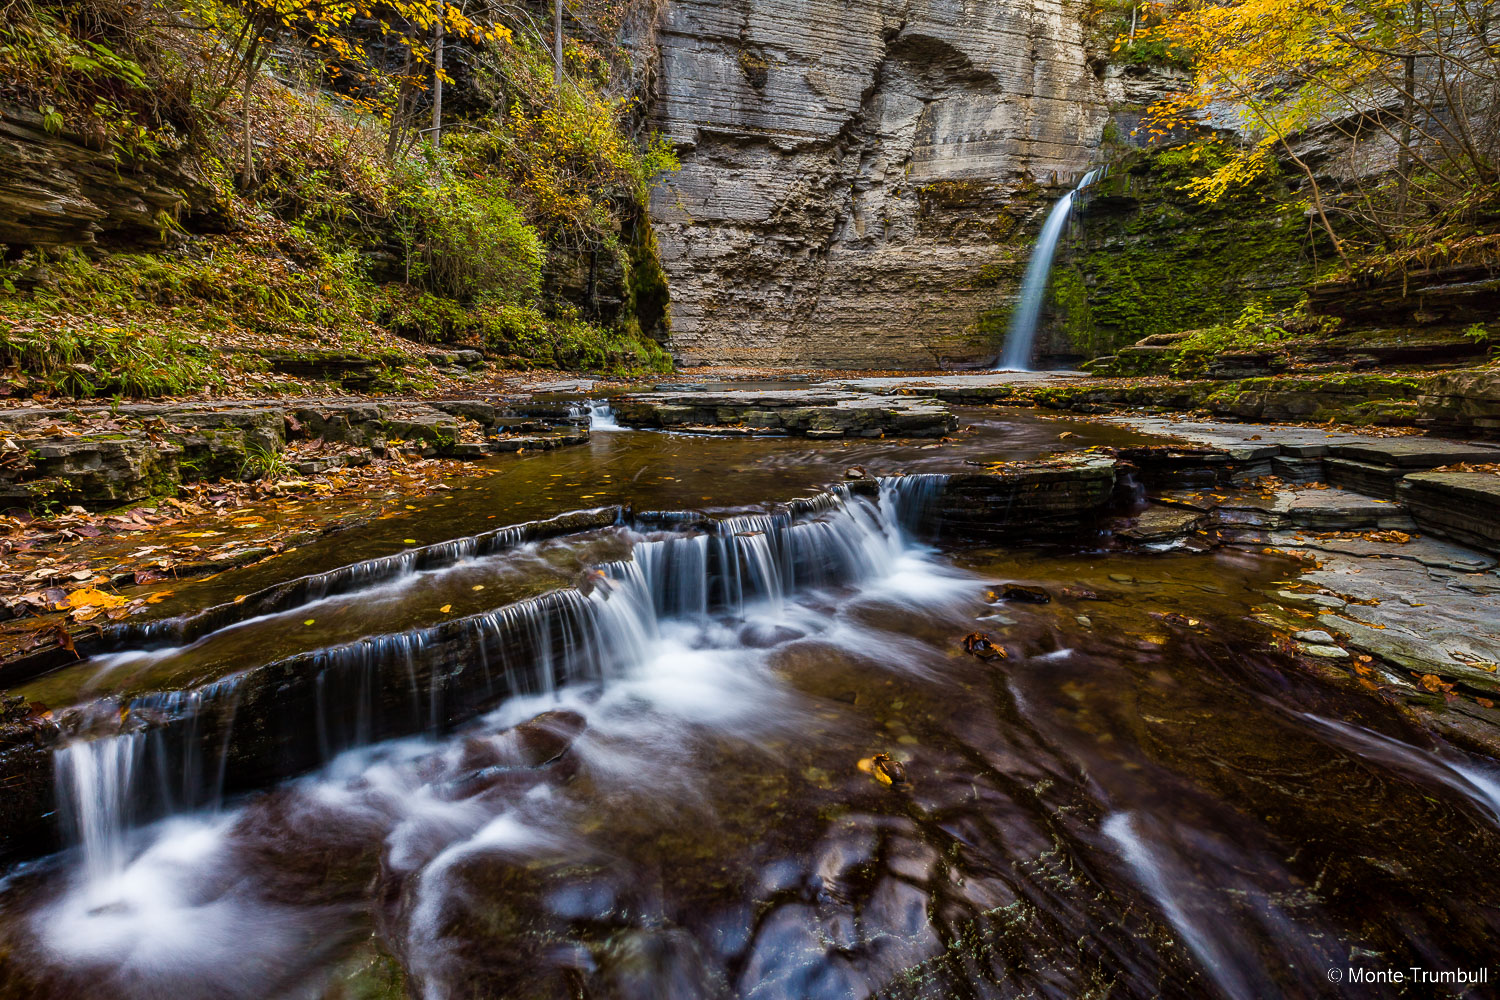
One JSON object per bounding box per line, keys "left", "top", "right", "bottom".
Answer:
{"left": 1045, "top": 145, "right": 1332, "bottom": 360}
{"left": 1019, "top": 370, "right": 1430, "bottom": 427}
{"left": 1085, "top": 1, "right": 1192, "bottom": 70}
{"left": 0, "top": 0, "right": 677, "bottom": 400}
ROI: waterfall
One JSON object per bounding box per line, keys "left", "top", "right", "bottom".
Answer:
{"left": 42, "top": 477, "right": 948, "bottom": 861}
{"left": 996, "top": 168, "right": 1100, "bottom": 372}
{"left": 54, "top": 734, "right": 146, "bottom": 880}
{"left": 588, "top": 400, "right": 622, "bottom": 431}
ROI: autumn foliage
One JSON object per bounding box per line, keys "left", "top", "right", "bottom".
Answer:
{"left": 1133, "top": 0, "right": 1500, "bottom": 276}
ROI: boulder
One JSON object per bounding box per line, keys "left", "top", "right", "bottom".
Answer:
{"left": 922, "top": 455, "right": 1117, "bottom": 542}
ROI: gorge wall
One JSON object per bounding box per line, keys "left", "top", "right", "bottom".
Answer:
{"left": 646, "top": 0, "right": 1110, "bottom": 368}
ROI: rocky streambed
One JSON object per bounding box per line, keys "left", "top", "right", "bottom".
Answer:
{"left": 0, "top": 399, "right": 1498, "bottom": 998}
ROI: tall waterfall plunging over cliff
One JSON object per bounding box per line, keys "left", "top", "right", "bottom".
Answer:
{"left": 996, "top": 168, "right": 1099, "bottom": 371}
{"left": 646, "top": 0, "right": 1107, "bottom": 369}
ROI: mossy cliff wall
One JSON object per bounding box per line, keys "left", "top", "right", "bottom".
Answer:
{"left": 1033, "top": 148, "right": 1331, "bottom": 365}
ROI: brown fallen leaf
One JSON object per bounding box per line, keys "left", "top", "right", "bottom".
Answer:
{"left": 962, "top": 632, "right": 1006, "bottom": 661}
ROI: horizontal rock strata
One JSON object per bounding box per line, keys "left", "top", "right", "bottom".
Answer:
{"left": 0, "top": 397, "right": 589, "bottom": 509}
{"left": 921, "top": 454, "right": 1118, "bottom": 542}
{"left": 648, "top": 0, "right": 1106, "bottom": 367}
{"left": 611, "top": 389, "right": 958, "bottom": 437}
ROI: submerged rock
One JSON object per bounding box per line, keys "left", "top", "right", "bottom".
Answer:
{"left": 459, "top": 710, "right": 587, "bottom": 773}
{"left": 961, "top": 632, "right": 1006, "bottom": 661}
{"left": 857, "top": 752, "right": 908, "bottom": 789}
{"left": 999, "top": 585, "right": 1051, "bottom": 604}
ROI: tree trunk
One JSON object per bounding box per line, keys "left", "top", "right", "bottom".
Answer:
{"left": 1397, "top": 1, "right": 1420, "bottom": 215}
{"left": 432, "top": 12, "right": 444, "bottom": 150}
{"left": 240, "top": 37, "right": 260, "bottom": 186}
{"left": 1397, "top": 52, "right": 1415, "bottom": 215}
{"left": 554, "top": 0, "right": 563, "bottom": 89}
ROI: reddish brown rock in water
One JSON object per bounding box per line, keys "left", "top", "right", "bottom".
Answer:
{"left": 459, "top": 710, "right": 588, "bottom": 773}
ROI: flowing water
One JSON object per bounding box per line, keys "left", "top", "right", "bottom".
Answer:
{"left": 996, "top": 169, "right": 1100, "bottom": 372}
{"left": 1, "top": 408, "right": 1497, "bottom": 999}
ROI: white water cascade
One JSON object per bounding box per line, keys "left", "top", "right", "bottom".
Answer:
{"left": 39, "top": 476, "right": 950, "bottom": 890}
{"left": 995, "top": 168, "right": 1101, "bottom": 372}
{"left": 587, "top": 400, "right": 622, "bottom": 431}
{"left": 54, "top": 734, "right": 146, "bottom": 881}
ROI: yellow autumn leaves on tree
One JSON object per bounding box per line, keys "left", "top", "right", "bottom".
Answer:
{"left": 1131, "top": 0, "right": 1500, "bottom": 273}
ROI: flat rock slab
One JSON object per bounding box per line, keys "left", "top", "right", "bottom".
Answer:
{"left": 1104, "top": 417, "right": 1386, "bottom": 457}
{"left": 1329, "top": 439, "right": 1500, "bottom": 468}
{"left": 1158, "top": 485, "right": 1407, "bottom": 531}
{"left": 612, "top": 390, "right": 958, "bottom": 438}
{"left": 1119, "top": 505, "right": 1204, "bottom": 541}
{"left": 1263, "top": 529, "right": 1496, "bottom": 573}
{"left": 0, "top": 396, "right": 590, "bottom": 508}
{"left": 1264, "top": 540, "right": 1500, "bottom": 693}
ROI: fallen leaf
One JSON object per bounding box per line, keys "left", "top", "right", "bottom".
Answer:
{"left": 440, "top": 604, "right": 452, "bottom": 613}
{"left": 64, "top": 588, "right": 126, "bottom": 610}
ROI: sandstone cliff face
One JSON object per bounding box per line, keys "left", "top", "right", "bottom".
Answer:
{"left": 0, "top": 109, "right": 210, "bottom": 248}
{"left": 647, "top": 0, "right": 1108, "bottom": 368}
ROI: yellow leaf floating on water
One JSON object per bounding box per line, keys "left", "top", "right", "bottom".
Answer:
{"left": 440, "top": 604, "right": 452, "bottom": 613}
{"left": 145, "top": 590, "right": 174, "bottom": 605}
{"left": 303, "top": 619, "right": 315, "bottom": 626}
{"left": 472, "top": 585, "right": 485, "bottom": 592}
{"left": 404, "top": 539, "right": 417, "bottom": 544}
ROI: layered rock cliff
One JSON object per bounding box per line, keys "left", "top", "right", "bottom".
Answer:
{"left": 647, "top": 0, "right": 1109, "bottom": 368}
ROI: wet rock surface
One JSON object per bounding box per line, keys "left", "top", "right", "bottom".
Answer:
{"left": 0, "top": 397, "right": 590, "bottom": 508}
{"left": 925, "top": 454, "right": 1117, "bottom": 542}
{"left": 3, "top": 402, "right": 1500, "bottom": 999}
{"left": 610, "top": 389, "right": 959, "bottom": 438}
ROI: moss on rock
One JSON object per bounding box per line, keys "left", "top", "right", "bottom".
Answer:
{"left": 1041, "top": 148, "right": 1334, "bottom": 361}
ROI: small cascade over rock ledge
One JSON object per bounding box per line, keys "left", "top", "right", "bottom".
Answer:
{"left": 32, "top": 474, "right": 962, "bottom": 870}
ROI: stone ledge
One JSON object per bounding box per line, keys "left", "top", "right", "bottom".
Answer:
{"left": 0, "top": 396, "right": 591, "bottom": 509}
{"left": 1398, "top": 472, "right": 1500, "bottom": 555}
{"left": 919, "top": 455, "right": 1118, "bottom": 543}
{"left": 611, "top": 389, "right": 958, "bottom": 438}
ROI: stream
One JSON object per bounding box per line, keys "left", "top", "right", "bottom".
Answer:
{"left": 1, "top": 407, "right": 1497, "bottom": 999}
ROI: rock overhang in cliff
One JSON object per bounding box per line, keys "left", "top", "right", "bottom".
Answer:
{"left": 646, "top": 0, "right": 1109, "bottom": 369}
